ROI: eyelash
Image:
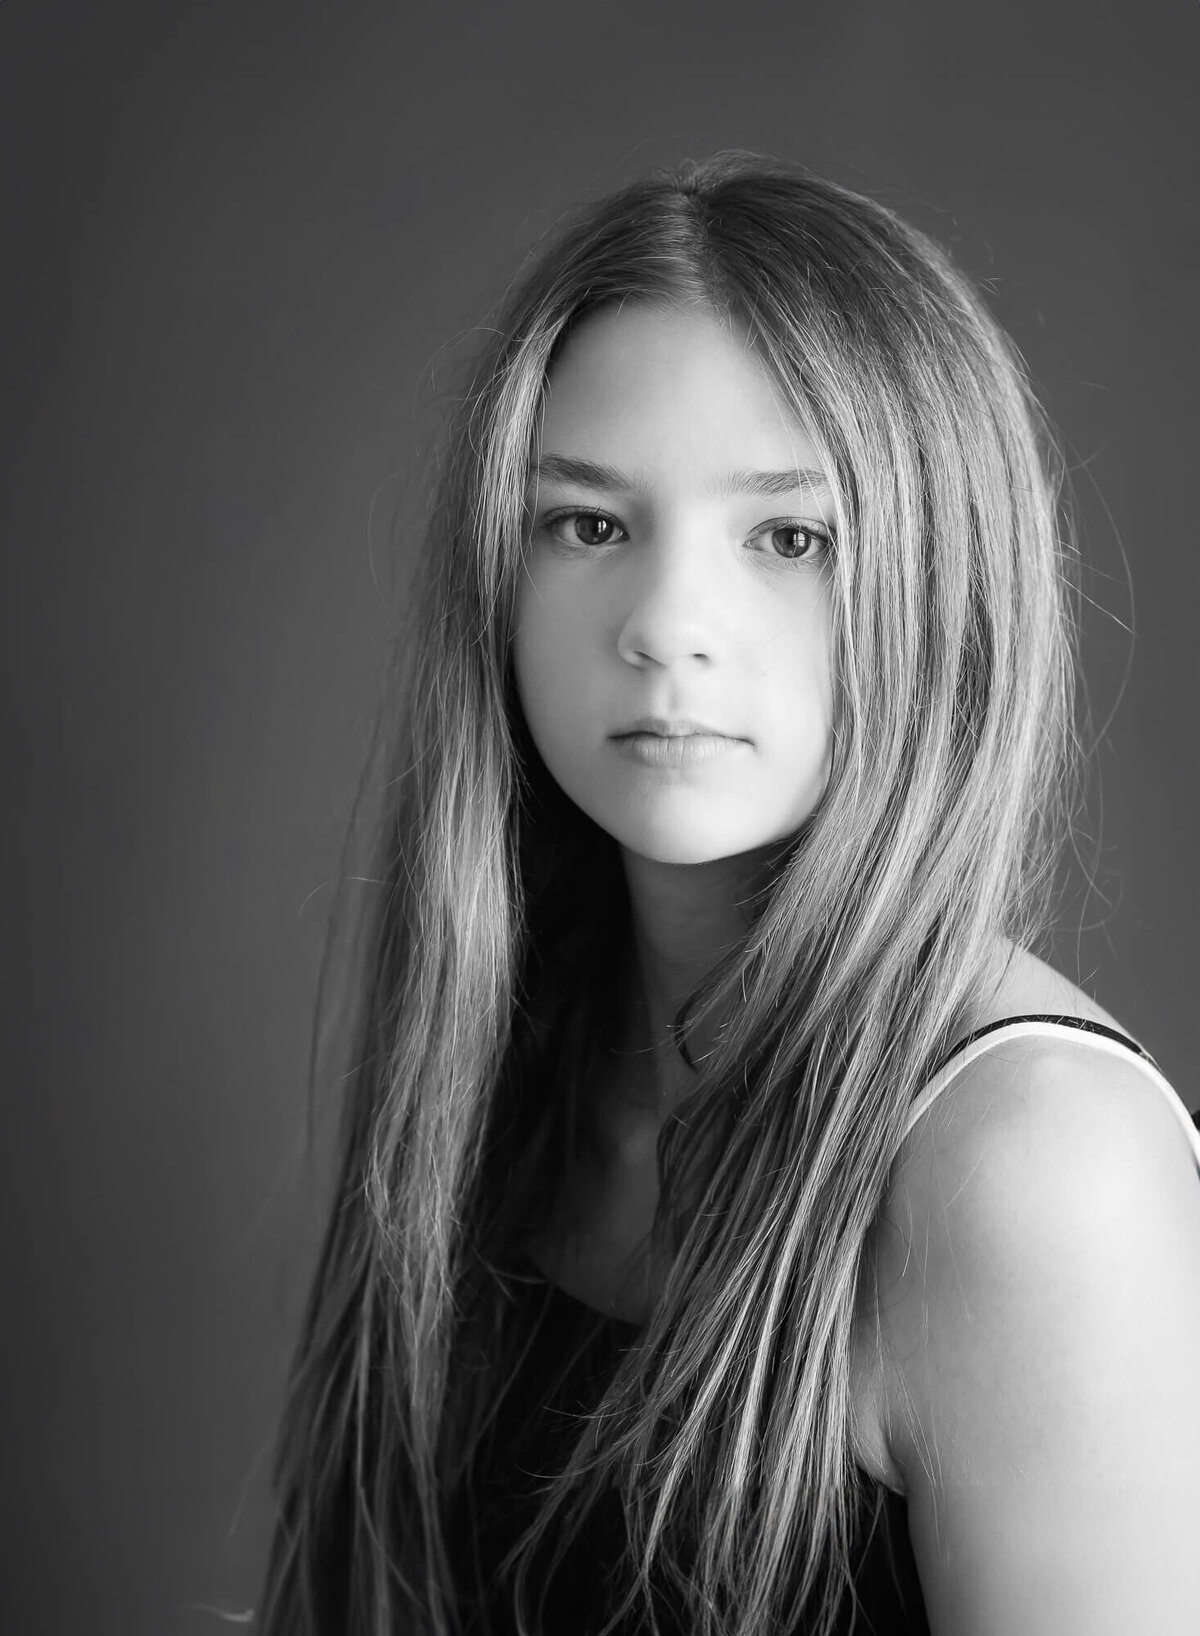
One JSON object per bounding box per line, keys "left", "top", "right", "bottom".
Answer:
{"left": 539, "top": 507, "right": 834, "bottom": 561}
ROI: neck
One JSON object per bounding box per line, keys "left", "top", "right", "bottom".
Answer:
{"left": 616, "top": 845, "right": 779, "bottom": 1084}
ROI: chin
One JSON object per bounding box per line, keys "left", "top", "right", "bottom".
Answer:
{"left": 606, "top": 819, "right": 777, "bottom": 868}
{"left": 628, "top": 841, "right": 729, "bottom": 867}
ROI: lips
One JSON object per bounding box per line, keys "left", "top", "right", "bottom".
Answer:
{"left": 612, "top": 715, "right": 742, "bottom": 740}
{"left": 611, "top": 727, "right": 747, "bottom": 769}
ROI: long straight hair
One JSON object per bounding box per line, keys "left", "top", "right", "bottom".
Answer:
{"left": 258, "top": 154, "right": 1076, "bottom": 1636}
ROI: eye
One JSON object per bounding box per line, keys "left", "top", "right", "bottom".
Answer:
{"left": 542, "top": 508, "right": 628, "bottom": 548}
{"left": 752, "top": 520, "right": 832, "bottom": 561}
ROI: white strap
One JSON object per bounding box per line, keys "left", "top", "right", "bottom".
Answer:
{"left": 901, "top": 1021, "right": 1200, "bottom": 1170}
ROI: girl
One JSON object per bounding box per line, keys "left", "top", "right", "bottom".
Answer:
{"left": 258, "top": 155, "right": 1200, "bottom": 1635}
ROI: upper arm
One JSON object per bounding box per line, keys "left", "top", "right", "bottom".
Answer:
{"left": 873, "top": 1042, "right": 1200, "bottom": 1635}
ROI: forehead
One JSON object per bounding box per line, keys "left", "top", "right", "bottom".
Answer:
{"left": 534, "top": 303, "right": 822, "bottom": 481}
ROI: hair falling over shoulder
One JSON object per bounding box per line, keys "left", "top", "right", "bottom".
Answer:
{"left": 257, "top": 153, "right": 1078, "bottom": 1636}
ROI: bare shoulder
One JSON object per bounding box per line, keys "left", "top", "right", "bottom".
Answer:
{"left": 866, "top": 1013, "right": 1200, "bottom": 1633}
{"left": 889, "top": 1022, "right": 1197, "bottom": 1234}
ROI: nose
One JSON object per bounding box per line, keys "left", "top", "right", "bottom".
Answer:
{"left": 615, "top": 531, "right": 728, "bottom": 669}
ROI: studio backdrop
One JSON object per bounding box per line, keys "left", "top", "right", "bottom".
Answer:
{"left": 2, "top": 2, "right": 1196, "bottom": 1632}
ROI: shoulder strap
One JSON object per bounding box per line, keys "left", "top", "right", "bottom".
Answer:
{"left": 932, "top": 1012, "right": 1158, "bottom": 1072}
{"left": 902, "top": 1014, "right": 1200, "bottom": 1169}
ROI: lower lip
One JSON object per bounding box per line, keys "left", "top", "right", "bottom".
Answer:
{"left": 611, "top": 732, "right": 746, "bottom": 768}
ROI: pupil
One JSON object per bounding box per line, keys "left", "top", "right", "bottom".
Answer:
{"left": 579, "top": 515, "right": 609, "bottom": 544}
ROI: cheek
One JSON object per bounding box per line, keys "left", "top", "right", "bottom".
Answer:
{"left": 513, "top": 587, "right": 586, "bottom": 740}
{"left": 757, "top": 598, "right": 834, "bottom": 712}
{"left": 757, "top": 612, "right": 835, "bottom": 789}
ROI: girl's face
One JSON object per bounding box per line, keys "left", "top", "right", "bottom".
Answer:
{"left": 513, "top": 302, "right": 835, "bottom": 867}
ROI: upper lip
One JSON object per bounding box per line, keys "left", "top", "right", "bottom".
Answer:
{"left": 613, "top": 716, "right": 739, "bottom": 739}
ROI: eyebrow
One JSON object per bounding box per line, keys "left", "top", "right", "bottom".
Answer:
{"left": 530, "top": 454, "right": 831, "bottom": 500}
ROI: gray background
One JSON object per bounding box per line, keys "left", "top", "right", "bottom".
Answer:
{"left": 3, "top": 2, "right": 1196, "bottom": 1631}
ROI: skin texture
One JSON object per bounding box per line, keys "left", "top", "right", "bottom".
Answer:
{"left": 870, "top": 1036, "right": 1200, "bottom": 1633}
{"left": 514, "top": 301, "right": 835, "bottom": 1077}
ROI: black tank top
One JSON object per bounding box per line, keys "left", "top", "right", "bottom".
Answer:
{"left": 450, "top": 1016, "right": 1194, "bottom": 1634}
{"left": 454, "top": 1268, "right": 930, "bottom": 1634}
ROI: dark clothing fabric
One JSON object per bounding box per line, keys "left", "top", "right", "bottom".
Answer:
{"left": 453, "top": 1269, "right": 929, "bottom": 1635}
